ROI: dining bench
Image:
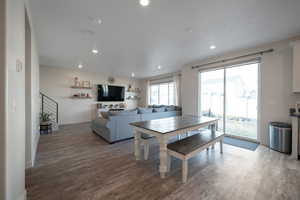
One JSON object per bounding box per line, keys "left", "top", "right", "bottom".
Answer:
{"left": 167, "top": 130, "right": 224, "bottom": 183}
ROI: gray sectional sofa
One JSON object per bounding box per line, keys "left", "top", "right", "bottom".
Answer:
{"left": 91, "top": 106, "right": 182, "bottom": 143}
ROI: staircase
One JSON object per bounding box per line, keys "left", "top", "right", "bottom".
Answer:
{"left": 40, "top": 92, "right": 59, "bottom": 131}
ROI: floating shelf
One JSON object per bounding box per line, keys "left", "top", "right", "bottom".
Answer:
{"left": 71, "top": 96, "right": 93, "bottom": 99}
{"left": 71, "top": 86, "right": 93, "bottom": 89}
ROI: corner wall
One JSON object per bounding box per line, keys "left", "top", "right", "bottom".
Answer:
{"left": 181, "top": 39, "right": 300, "bottom": 146}
{"left": 40, "top": 65, "right": 143, "bottom": 125}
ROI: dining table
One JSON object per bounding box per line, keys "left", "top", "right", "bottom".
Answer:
{"left": 130, "top": 115, "right": 219, "bottom": 178}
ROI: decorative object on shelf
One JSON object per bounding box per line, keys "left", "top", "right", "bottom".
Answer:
{"left": 71, "top": 78, "right": 92, "bottom": 89}
{"left": 128, "top": 84, "right": 132, "bottom": 92}
{"left": 74, "top": 77, "right": 79, "bottom": 87}
{"left": 119, "top": 103, "right": 126, "bottom": 108}
{"left": 126, "top": 95, "right": 140, "bottom": 100}
{"left": 127, "top": 86, "right": 141, "bottom": 93}
{"left": 82, "top": 81, "right": 91, "bottom": 88}
{"left": 108, "top": 77, "right": 115, "bottom": 84}
{"left": 71, "top": 92, "right": 92, "bottom": 99}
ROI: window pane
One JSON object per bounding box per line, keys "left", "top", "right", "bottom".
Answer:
{"left": 200, "top": 69, "right": 224, "bottom": 131}
{"left": 159, "top": 83, "right": 169, "bottom": 105}
{"left": 150, "top": 85, "right": 159, "bottom": 105}
{"left": 168, "top": 83, "right": 175, "bottom": 105}
{"left": 225, "top": 64, "right": 258, "bottom": 140}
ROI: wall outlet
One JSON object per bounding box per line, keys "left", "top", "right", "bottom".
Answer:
{"left": 16, "top": 59, "right": 23, "bottom": 72}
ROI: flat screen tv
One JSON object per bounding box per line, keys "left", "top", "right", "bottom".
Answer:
{"left": 97, "top": 85, "right": 125, "bottom": 102}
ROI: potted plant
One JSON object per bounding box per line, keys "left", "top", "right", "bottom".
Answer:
{"left": 40, "top": 112, "right": 52, "bottom": 125}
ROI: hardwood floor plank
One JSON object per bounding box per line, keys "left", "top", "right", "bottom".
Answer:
{"left": 26, "top": 123, "right": 300, "bottom": 200}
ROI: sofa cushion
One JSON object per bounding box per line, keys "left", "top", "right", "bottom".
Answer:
{"left": 165, "top": 105, "right": 176, "bottom": 111}
{"left": 153, "top": 107, "right": 166, "bottom": 112}
{"left": 138, "top": 107, "right": 153, "bottom": 114}
{"left": 109, "top": 109, "right": 138, "bottom": 116}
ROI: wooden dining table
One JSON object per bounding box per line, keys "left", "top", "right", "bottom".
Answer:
{"left": 130, "top": 115, "right": 219, "bottom": 178}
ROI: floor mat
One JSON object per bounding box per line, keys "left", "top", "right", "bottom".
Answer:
{"left": 223, "top": 136, "right": 259, "bottom": 151}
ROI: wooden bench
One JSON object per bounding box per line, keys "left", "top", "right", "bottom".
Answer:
{"left": 167, "top": 130, "right": 224, "bottom": 183}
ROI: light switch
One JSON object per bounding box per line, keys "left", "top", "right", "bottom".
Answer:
{"left": 16, "top": 59, "right": 22, "bottom": 72}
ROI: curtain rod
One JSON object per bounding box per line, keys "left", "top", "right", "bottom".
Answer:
{"left": 148, "top": 73, "right": 181, "bottom": 82}
{"left": 191, "top": 48, "right": 274, "bottom": 69}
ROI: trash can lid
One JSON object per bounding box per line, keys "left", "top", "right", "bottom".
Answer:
{"left": 270, "top": 122, "right": 291, "bottom": 128}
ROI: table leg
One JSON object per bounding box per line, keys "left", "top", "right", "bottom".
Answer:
{"left": 211, "top": 123, "right": 216, "bottom": 149}
{"left": 158, "top": 137, "right": 168, "bottom": 178}
{"left": 134, "top": 130, "right": 141, "bottom": 160}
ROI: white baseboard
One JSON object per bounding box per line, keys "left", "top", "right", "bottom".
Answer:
{"left": 17, "top": 190, "right": 27, "bottom": 200}
{"left": 26, "top": 160, "right": 32, "bottom": 169}
{"left": 26, "top": 133, "right": 40, "bottom": 169}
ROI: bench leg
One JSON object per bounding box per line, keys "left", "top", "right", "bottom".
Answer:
{"left": 220, "top": 139, "right": 223, "bottom": 154}
{"left": 144, "top": 141, "right": 150, "bottom": 160}
{"left": 182, "top": 159, "right": 188, "bottom": 183}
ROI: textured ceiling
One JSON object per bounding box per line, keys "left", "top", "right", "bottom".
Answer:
{"left": 29, "top": 0, "right": 300, "bottom": 78}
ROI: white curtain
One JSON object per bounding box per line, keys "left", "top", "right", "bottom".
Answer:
{"left": 173, "top": 74, "right": 181, "bottom": 106}
{"left": 146, "top": 80, "right": 151, "bottom": 106}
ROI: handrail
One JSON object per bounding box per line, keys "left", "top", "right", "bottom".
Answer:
{"left": 40, "top": 92, "right": 58, "bottom": 104}
{"left": 40, "top": 92, "right": 58, "bottom": 123}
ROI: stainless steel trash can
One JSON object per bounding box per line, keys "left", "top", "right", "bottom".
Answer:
{"left": 269, "top": 122, "right": 292, "bottom": 154}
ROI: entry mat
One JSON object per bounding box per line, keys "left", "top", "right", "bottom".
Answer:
{"left": 223, "top": 136, "right": 259, "bottom": 151}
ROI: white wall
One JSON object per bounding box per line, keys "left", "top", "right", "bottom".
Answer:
{"left": 0, "top": 0, "right": 40, "bottom": 199}
{"left": 181, "top": 38, "right": 300, "bottom": 145}
{"left": 5, "top": 0, "right": 26, "bottom": 199}
{"left": 25, "top": 2, "right": 40, "bottom": 169}
{"left": 40, "top": 65, "right": 143, "bottom": 125}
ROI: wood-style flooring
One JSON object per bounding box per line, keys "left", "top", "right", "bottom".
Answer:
{"left": 26, "top": 123, "right": 300, "bottom": 200}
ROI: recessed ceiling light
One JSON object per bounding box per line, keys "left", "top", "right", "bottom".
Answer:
{"left": 97, "top": 19, "right": 102, "bottom": 25}
{"left": 157, "top": 65, "right": 162, "bottom": 69}
{"left": 78, "top": 64, "right": 83, "bottom": 69}
{"left": 210, "top": 45, "right": 216, "bottom": 50}
{"left": 139, "top": 0, "right": 150, "bottom": 7}
{"left": 131, "top": 73, "right": 135, "bottom": 77}
{"left": 92, "top": 49, "right": 99, "bottom": 54}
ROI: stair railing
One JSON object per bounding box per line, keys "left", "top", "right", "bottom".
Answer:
{"left": 40, "top": 92, "right": 58, "bottom": 124}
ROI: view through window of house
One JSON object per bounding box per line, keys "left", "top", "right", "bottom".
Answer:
{"left": 150, "top": 82, "right": 175, "bottom": 105}
{"left": 200, "top": 63, "right": 258, "bottom": 140}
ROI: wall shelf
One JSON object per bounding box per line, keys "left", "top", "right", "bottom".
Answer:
{"left": 71, "top": 86, "right": 93, "bottom": 89}
{"left": 71, "top": 96, "right": 93, "bottom": 99}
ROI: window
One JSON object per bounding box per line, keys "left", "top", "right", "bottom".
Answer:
{"left": 150, "top": 82, "right": 175, "bottom": 105}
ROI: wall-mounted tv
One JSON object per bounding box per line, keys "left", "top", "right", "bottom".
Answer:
{"left": 97, "top": 85, "right": 125, "bottom": 102}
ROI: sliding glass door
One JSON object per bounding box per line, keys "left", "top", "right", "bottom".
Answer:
{"left": 200, "top": 62, "right": 259, "bottom": 141}
{"left": 200, "top": 69, "right": 224, "bottom": 131}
